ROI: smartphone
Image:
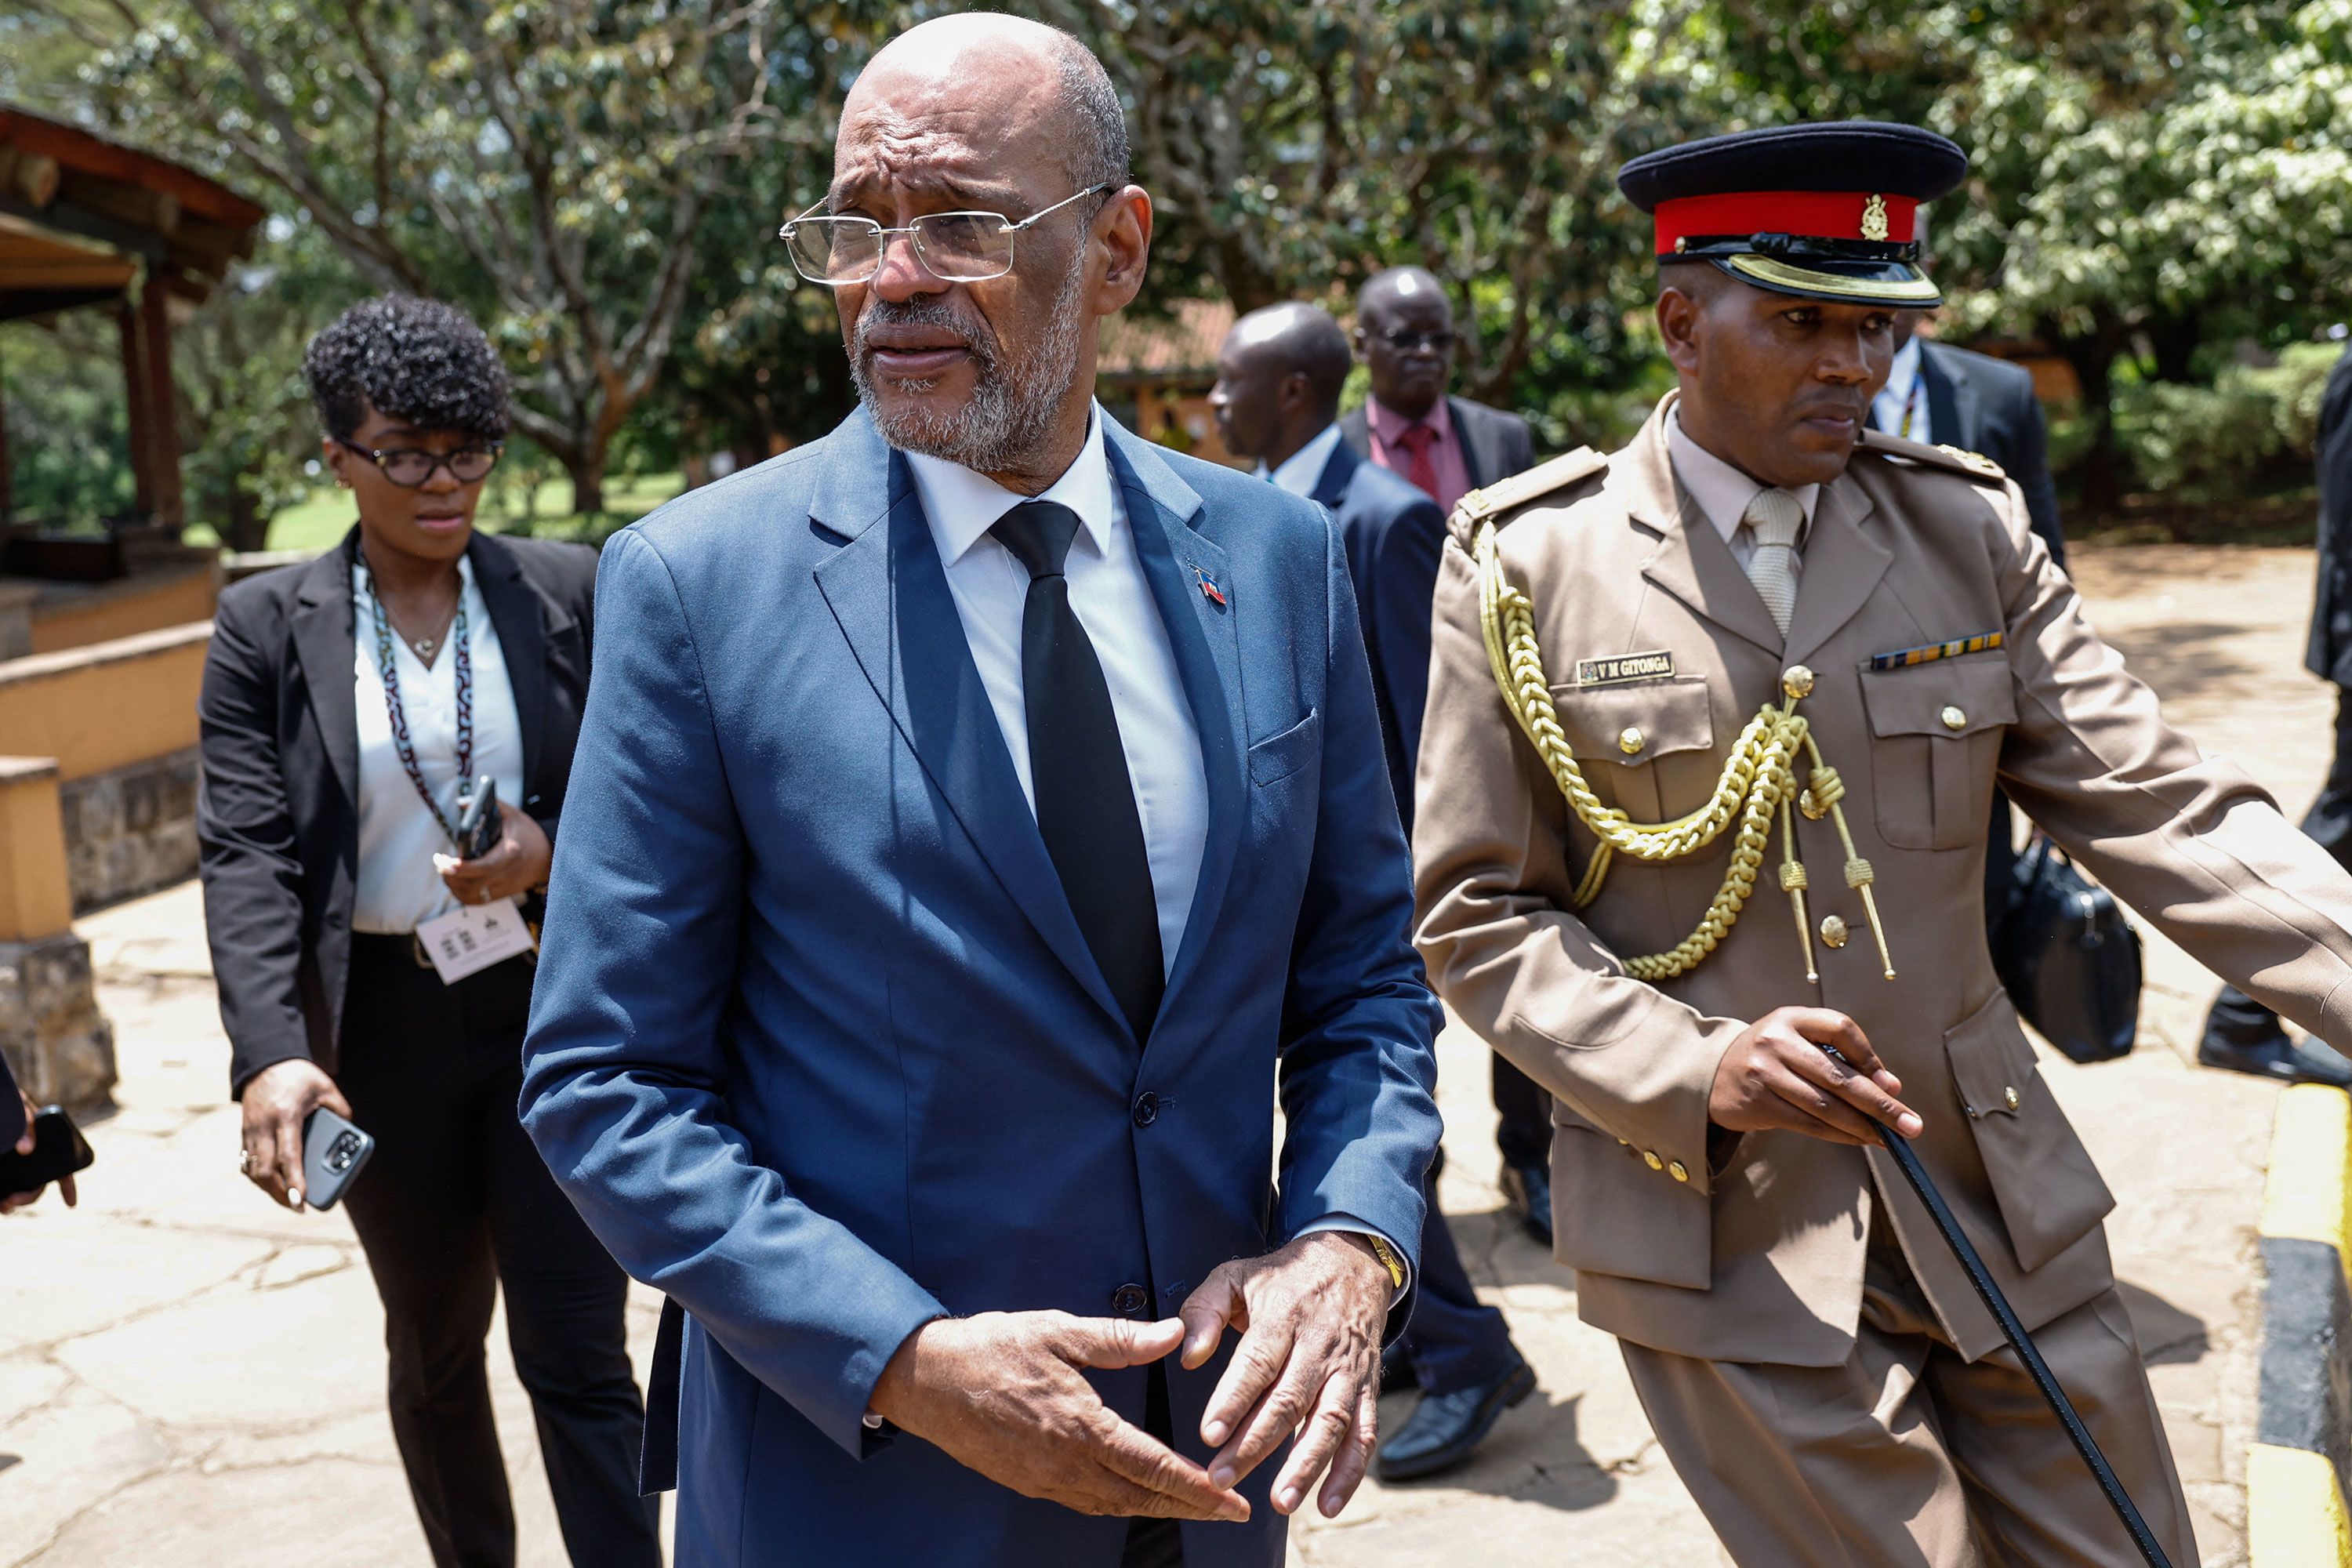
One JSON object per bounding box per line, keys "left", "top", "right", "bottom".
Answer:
{"left": 0, "top": 1106, "right": 95, "bottom": 1197}
{"left": 301, "top": 1107, "right": 376, "bottom": 1211}
{"left": 455, "top": 776, "right": 503, "bottom": 862}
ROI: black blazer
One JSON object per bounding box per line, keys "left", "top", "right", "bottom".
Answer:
{"left": 1904, "top": 341, "right": 2067, "bottom": 569}
{"left": 198, "top": 528, "right": 597, "bottom": 1094}
{"left": 1339, "top": 394, "right": 1537, "bottom": 493}
{"left": 1315, "top": 438, "right": 1449, "bottom": 832}
{"left": 2307, "top": 350, "right": 2352, "bottom": 686}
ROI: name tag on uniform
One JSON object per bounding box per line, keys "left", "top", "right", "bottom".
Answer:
{"left": 1576, "top": 650, "right": 1676, "bottom": 687}
{"left": 416, "top": 896, "right": 536, "bottom": 984}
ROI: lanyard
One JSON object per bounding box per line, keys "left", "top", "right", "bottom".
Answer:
{"left": 363, "top": 564, "right": 472, "bottom": 848}
{"left": 1897, "top": 370, "right": 1924, "bottom": 440}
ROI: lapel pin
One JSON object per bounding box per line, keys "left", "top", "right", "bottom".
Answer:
{"left": 1196, "top": 568, "right": 1228, "bottom": 608}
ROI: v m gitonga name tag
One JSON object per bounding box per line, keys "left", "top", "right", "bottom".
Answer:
{"left": 416, "top": 896, "right": 537, "bottom": 985}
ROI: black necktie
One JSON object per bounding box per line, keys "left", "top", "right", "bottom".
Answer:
{"left": 990, "top": 500, "right": 1165, "bottom": 1040}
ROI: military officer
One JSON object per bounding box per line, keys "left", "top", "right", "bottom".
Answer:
{"left": 1414, "top": 122, "right": 2352, "bottom": 1566}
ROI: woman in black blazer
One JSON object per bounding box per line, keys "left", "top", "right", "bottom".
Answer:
{"left": 198, "top": 296, "right": 659, "bottom": 1568}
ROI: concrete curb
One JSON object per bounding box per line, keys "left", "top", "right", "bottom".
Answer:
{"left": 2252, "top": 1084, "right": 2352, "bottom": 1564}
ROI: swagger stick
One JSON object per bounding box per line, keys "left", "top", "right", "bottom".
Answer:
{"left": 1823, "top": 1046, "right": 2174, "bottom": 1568}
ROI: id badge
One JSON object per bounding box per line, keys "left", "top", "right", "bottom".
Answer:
{"left": 414, "top": 896, "right": 536, "bottom": 984}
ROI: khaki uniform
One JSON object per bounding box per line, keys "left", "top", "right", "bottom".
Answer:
{"left": 1413, "top": 395, "right": 2352, "bottom": 1565}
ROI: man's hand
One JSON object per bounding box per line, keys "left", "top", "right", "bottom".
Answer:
{"left": 869, "top": 1312, "right": 1249, "bottom": 1523}
{"left": 240, "top": 1058, "right": 353, "bottom": 1209}
{"left": 1, "top": 1090, "right": 75, "bottom": 1213}
{"left": 1709, "top": 1007, "right": 1923, "bottom": 1146}
{"left": 1176, "top": 1231, "right": 1391, "bottom": 1519}
{"left": 437, "top": 811, "right": 553, "bottom": 906}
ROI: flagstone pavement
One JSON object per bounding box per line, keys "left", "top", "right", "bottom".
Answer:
{"left": 1, "top": 541, "right": 2321, "bottom": 1566}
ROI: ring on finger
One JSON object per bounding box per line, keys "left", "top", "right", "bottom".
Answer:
{"left": 239, "top": 1147, "right": 252, "bottom": 1174}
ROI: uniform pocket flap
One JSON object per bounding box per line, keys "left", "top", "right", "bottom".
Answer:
{"left": 1941, "top": 991, "right": 2114, "bottom": 1273}
{"left": 1541, "top": 677, "right": 1715, "bottom": 764}
{"left": 1859, "top": 652, "right": 2016, "bottom": 740}
{"left": 1247, "top": 707, "right": 1321, "bottom": 786}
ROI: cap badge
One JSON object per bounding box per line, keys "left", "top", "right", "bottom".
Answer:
{"left": 1860, "top": 194, "right": 1889, "bottom": 242}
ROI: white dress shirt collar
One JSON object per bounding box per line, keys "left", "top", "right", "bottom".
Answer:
{"left": 1257, "top": 423, "right": 1347, "bottom": 500}
{"left": 904, "top": 405, "right": 1119, "bottom": 568}
{"left": 1664, "top": 405, "right": 1821, "bottom": 547}
{"left": 1871, "top": 334, "right": 1930, "bottom": 444}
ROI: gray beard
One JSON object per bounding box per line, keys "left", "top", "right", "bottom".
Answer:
{"left": 850, "top": 249, "right": 1091, "bottom": 474}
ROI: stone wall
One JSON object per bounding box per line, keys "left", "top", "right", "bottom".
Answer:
{"left": 0, "top": 928, "right": 114, "bottom": 1111}
{"left": 60, "top": 748, "right": 200, "bottom": 913}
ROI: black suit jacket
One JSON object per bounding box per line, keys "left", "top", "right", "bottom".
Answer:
{"left": 1906, "top": 341, "right": 2067, "bottom": 569}
{"left": 1316, "top": 438, "right": 1450, "bottom": 832}
{"left": 2306, "top": 350, "right": 2352, "bottom": 685}
{"left": 198, "top": 527, "right": 596, "bottom": 1094}
{"left": 1339, "top": 394, "right": 1537, "bottom": 495}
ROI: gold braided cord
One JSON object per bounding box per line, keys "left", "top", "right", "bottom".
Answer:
{"left": 1472, "top": 520, "right": 1896, "bottom": 982}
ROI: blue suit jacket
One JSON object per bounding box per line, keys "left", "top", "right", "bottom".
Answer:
{"left": 520, "top": 408, "right": 1443, "bottom": 1567}
{"left": 1316, "top": 439, "right": 1450, "bottom": 834}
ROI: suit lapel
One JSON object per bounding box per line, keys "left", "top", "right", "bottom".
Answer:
{"left": 1309, "top": 437, "right": 1358, "bottom": 510}
{"left": 292, "top": 530, "right": 362, "bottom": 811}
{"left": 468, "top": 533, "right": 551, "bottom": 794}
{"left": 1449, "top": 397, "right": 1489, "bottom": 488}
{"left": 1923, "top": 343, "right": 1969, "bottom": 451}
{"left": 1105, "top": 423, "right": 1245, "bottom": 1029}
{"left": 809, "top": 414, "right": 1129, "bottom": 1036}
{"left": 1782, "top": 476, "right": 1890, "bottom": 669}
{"left": 1627, "top": 407, "right": 1786, "bottom": 659}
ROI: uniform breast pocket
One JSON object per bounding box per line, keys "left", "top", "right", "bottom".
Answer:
{"left": 1542, "top": 677, "right": 1715, "bottom": 823}
{"left": 1857, "top": 653, "right": 2015, "bottom": 851}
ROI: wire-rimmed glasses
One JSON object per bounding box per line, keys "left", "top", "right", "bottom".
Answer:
{"left": 779, "top": 183, "right": 1113, "bottom": 285}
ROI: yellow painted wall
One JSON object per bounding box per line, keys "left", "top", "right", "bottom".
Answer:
{"left": 27, "top": 570, "right": 219, "bottom": 655}
{"left": 0, "top": 622, "right": 211, "bottom": 782}
{"left": 0, "top": 757, "right": 72, "bottom": 942}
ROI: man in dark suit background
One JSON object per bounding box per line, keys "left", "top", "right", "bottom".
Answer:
{"left": 1210, "top": 303, "right": 1537, "bottom": 1482}
{"left": 2195, "top": 346, "right": 2352, "bottom": 1086}
{"left": 1340, "top": 266, "right": 1555, "bottom": 1246}
{"left": 1870, "top": 313, "right": 2070, "bottom": 989}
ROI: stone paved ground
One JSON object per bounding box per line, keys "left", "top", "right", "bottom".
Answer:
{"left": 0, "top": 543, "right": 2325, "bottom": 1567}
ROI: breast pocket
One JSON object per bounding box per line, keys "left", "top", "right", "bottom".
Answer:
{"left": 1857, "top": 653, "right": 2015, "bottom": 851}
{"left": 1542, "top": 677, "right": 1715, "bottom": 824}
{"left": 1248, "top": 707, "right": 1321, "bottom": 788}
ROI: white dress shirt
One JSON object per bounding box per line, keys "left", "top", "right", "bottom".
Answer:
{"left": 902, "top": 408, "right": 1406, "bottom": 1295}
{"left": 1256, "top": 423, "right": 1346, "bottom": 500}
{"left": 1666, "top": 407, "right": 1822, "bottom": 576}
{"left": 1871, "top": 335, "right": 1933, "bottom": 445}
{"left": 351, "top": 552, "right": 526, "bottom": 935}
{"left": 902, "top": 406, "right": 1207, "bottom": 971}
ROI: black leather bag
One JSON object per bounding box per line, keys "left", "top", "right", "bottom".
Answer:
{"left": 1991, "top": 835, "right": 2142, "bottom": 1063}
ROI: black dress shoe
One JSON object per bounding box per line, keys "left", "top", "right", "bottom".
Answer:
{"left": 1374, "top": 1359, "right": 1537, "bottom": 1482}
{"left": 1497, "top": 1158, "right": 1553, "bottom": 1248}
{"left": 2198, "top": 1029, "right": 2352, "bottom": 1089}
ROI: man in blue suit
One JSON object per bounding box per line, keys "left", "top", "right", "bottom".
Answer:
{"left": 520, "top": 16, "right": 1443, "bottom": 1568}
{"left": 1210, "top": 303, "right": 1537, "bottom": 1482}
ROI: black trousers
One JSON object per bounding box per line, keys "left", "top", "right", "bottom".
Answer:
{"left": 337, "top": 935, "right": 661, "bottom": 1568}
{"left": 1122, "top": 1366, "right": 1185, "bottom": 1566}
{"left": 2204, "top": 686, "right": 2352, "bottom": 1045}
{"left": 1490, "top": 1054, "right": 1552, "bottom": 1168}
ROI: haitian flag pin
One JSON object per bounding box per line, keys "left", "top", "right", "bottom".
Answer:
{"left": 1195, "top": 566, "right": 1228, "bottom": 608}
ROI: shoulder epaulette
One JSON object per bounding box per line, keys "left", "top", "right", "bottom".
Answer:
{"left": 1857, "top": 426, "right": 2008, "bottom": 483}
{"left": 1446, "top": 445, "right": 1610, "bottom": 546}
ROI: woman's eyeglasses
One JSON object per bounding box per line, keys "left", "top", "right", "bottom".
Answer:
{"left": 779, "top": 183, "right": 1112, "bottom": 285}
{"left": 336, "top": 437, "right": 504, "bottom": 488}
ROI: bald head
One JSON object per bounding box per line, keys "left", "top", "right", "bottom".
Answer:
{"left": 846, "top": 15, "right": 1127, "bottom": 200}
{"left": 1230, "top": 303, "right": 1352, "bottom": 416}
{"left": 1355, "top": 265, "right": 1457, "bottom": 419}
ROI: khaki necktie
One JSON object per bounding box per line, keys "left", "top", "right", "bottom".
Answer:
{"left": 1741, "top": 488, "right": 1805, "bottom": 638}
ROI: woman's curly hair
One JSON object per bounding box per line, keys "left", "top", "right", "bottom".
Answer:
{"left": 304, "top": 295, "right": 511, "bottom": 442}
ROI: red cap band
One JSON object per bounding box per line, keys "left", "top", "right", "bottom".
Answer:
{"left": 1654, "top": 191, "right": 1917, "bottom": 255}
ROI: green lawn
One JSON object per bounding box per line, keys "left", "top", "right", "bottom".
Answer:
{"left": 185, "top": 471, "right": 689, "bottom": 554}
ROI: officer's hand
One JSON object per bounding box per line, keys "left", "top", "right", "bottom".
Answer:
{"left": 1176, "top": 1231, "right": 1391, "bottom": 1518}
{"left": 869, "top": 1312, "right": 1249, "bottom": 1523}
{"left": 1708, "top": 1007, "right": 1923, "bottom": 1146}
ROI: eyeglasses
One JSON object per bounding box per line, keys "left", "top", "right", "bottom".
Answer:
{"left": 779, "top": 183, "right": 1113, "bottom": 286}
{"left": 336, "top": 437, "right": 503, "bottom": 488}
{"left": 1370, "top": 327, "right": 1457, "bottom": 354}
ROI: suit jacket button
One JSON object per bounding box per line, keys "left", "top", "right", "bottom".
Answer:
{"left": 1642, "top": 1151, "right": 1664, "bottom": 1171}
{"left": 1111, "top": 1283, "right": 1149, "bottom": 1315}
{"left": 1133, "top": 1092, "right": 1160, "bottom": 1127}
